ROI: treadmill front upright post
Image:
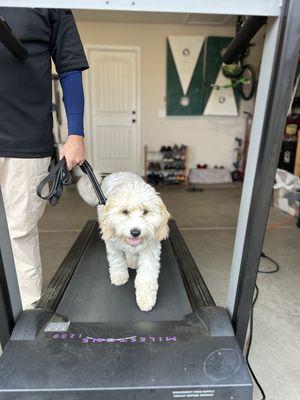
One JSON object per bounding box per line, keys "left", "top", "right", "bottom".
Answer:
{"left": 227, "top": 0, "right": 300, "bottom": 349}
{"left": 226, "top": 16, "right": 281, "bottom": 334}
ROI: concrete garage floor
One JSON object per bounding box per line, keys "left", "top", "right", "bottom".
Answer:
{"left": 39, "top": 184, "right": 300, "bottom": 400}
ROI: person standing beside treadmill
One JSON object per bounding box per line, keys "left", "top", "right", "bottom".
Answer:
{"left": 0, "top": 8, "right": 89, "bottom": 309}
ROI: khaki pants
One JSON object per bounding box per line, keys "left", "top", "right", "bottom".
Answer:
{"left": 0, "top": 157, "right": 51, "bottom": 309}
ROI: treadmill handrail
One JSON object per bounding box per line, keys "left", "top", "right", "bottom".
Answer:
{"left": 0, "top": 16, "right": 28, "bottom": 61}
{"left": 222, "top": 16, "right": 267, "bottom": 64}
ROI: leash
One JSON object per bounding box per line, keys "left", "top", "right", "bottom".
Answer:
{"left": 37, "top": 158, "right": 106, "bottom": 206}
{"left": 79, "top": 160, "right": 107, "bottom": 205}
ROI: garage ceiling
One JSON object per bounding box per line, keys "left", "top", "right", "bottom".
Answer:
{"left": 73, "top": 10, "right": 235, "bottom": 25}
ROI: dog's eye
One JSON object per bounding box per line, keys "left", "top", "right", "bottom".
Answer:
{"left": 122, "top": 209, "right": 129, "bottom": 215}
{"left": 143, "top": 209, "right": 149, "bottom": 215}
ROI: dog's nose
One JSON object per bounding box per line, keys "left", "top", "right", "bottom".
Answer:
{"left": 130, "top": 228, "right": 141, "bottom": 238}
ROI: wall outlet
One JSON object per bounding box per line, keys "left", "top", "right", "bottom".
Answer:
{"left": 158, "top": 109, "right": 166, "bottom": 118}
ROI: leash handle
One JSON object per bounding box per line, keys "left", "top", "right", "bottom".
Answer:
{"left": 79, "top": 161, "right": 106, "bottom": 205}
{"left": 37, "top": 158, "right": 106, "bottom": 206}
{"left": 37, "top": 158, "right": 72, "bottom": 206}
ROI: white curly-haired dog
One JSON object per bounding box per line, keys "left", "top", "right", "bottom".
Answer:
{"left": 77, "top": 172, "right": 170, "bottom": 312}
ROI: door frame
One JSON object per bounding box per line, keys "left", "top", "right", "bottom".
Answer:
{"left": 83, "top": 44, "right": 142, "bottom": 174}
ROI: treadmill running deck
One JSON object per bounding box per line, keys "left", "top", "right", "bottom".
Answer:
{"left": 57, "top": 223, "right": 192, "bottom": 322}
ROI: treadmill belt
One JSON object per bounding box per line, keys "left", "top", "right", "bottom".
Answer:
{"left": 57, "top": 225, "right": 192, "bottom": 322}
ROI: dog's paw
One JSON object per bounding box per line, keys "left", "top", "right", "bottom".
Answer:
{"left": 135, "top": 281, "right": 158, "bottom": 312}
{"left": 110, "top": 270, "right": 129, "bottom": 286}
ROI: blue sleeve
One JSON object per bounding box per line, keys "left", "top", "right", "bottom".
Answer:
{"left": 59, "top": 70, "right": 85, "bottom": 136}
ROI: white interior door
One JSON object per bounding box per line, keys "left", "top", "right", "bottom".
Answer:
{"left": 87, "top": 47, "right": 140, "bottom": 173}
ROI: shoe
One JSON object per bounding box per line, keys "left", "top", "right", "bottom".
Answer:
{"left": 197, "top": 164, "right": 207, "bottom": 169}
{"left": 148, "top": 162, "right": 154, "bottom": 171}
{"left": 163, "top": 152, "right": 173, "bottom": 161}
{"left": 153, "top": 162, "right": 161, "bottom": 172}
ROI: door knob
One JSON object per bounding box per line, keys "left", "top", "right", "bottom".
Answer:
{"left": 132, "top": 119, "right": 136, "bottom": 123}
{"left": 132, "top": 110, "right": 136, "bottom": 114}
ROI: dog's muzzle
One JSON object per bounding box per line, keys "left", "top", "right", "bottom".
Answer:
{"left": 127, "top": 228, "right": 142, "bottom": 246}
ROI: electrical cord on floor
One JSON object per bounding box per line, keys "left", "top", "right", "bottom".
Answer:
{"left": 259, "top": 252, "right": 280, "bottom": 273}
{"left": 246, "top": 284, "right": 266, "bottom": 400}
{"left": 245, "top": 252, "right": 281, "bottom": 400}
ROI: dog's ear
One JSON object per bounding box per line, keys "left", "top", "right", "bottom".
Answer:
{"left": 98, "top": 201, "right": 115, "bottom": 240}
{"left": 155, "top": 199, "right": 170, "bottom": 241}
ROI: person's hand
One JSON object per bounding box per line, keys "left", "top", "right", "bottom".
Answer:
{"left": 60, "top": 135, "right": 86, "bottom": 170}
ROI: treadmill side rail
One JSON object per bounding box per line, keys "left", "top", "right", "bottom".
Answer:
{"left": 169, "top": 220, "right": 215, "bottom": 309}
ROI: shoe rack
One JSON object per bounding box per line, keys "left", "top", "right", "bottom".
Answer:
{"left": 144, "top": 145, "right": 189, "bottom": 185}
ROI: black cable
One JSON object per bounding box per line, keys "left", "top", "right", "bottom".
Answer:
{"left": 245, "top": 252, "right": 280, "bottom": 400}
{"left": 259, "top": 252, "right": 280, "bottom": 273}
{"left": 246, "top": 284, "right": 266, "bottom": 400}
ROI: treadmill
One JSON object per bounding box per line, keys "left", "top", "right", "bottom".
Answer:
{"left": 0, "top": 220, "right": 252, "bottom": 399}
{"left": 1, "top": 3, "right": 299, "bottom": 399}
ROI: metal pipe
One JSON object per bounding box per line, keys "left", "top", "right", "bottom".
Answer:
{"left": 222, "top": 16, "right": 267, "bottom": 64}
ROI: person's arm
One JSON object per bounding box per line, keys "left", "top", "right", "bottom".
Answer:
{"left": 59, "top": 70, "right": 86, "bottom": 170}
{"left": 60, "top": 70, "right": 84, "bottom": 136}
{"left": 49, "top": 9, "right": 89, "bottom": 170}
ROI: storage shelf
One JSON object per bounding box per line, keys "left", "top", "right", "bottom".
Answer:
{"left": 144, "top": 145, "right": 188, "bottom": 185}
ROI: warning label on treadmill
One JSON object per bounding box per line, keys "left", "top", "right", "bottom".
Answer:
{"left": 172, "top": 390, "right": 215, "bottom": 398}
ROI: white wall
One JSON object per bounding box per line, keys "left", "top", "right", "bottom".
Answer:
{"left": 75, "top": 20, "right": 263, "bottom": 172}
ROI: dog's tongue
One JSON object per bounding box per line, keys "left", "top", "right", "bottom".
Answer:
{"left": 128, "top": 237, "right": 142, "bottom": 246}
